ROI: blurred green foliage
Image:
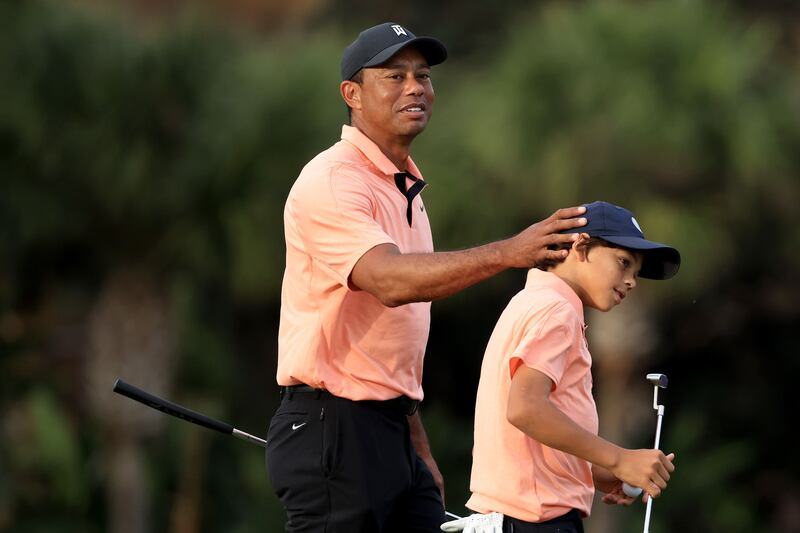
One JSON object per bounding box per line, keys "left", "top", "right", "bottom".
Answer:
{"left": 1, "top": 0, "right": 799, "bottom": 532}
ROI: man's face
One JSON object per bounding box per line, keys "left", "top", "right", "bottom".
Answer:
{"left": 350, "top": 47, "right": 434, "bottom": 140}
{"left": 577, "top": 245, "right": 643, "bottom": 312}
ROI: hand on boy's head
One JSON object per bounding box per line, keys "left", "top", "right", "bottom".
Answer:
{"left": 505, "top": 206, "right": 587, "bottom": 268}
{"left": 573, "top": 233, "right": 592, "bottom": 250}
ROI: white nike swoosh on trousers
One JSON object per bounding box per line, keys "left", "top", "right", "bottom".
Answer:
{"left": 292, "top": 422, "right": 307, "bottom": 430}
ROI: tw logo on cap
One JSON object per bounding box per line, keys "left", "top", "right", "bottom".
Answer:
{"left": 391, "top": 24, "right": 407, "bottom": 37}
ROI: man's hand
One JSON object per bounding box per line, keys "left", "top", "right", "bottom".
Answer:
{"left": 424, "top": 454, "right": 446, "bottom": 505}
{"left": 501, "top": 206, "right": 587, "bottom": 268}
{"left": 407, "top": 411, "right": 445, "bottom": 504}
{"left": 440, "top": 512, "right": 504, "bottom": 533}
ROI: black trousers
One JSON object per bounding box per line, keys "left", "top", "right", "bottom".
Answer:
{"left": 265, "top": 389, "right": 444, "bottom": 532}
{"left": 504, "top": 509, "right": 585, "bottom": 533}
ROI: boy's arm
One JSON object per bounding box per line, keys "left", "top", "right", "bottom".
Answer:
{"left": 592, "top": 465, "right": 620, "bottom": 492}
{"left": 507, "top": 365, "right": 675, "bottom": 499}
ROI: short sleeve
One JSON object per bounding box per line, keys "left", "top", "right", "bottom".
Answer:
{"left": 288, "top": 165, "right": 396, "bottom": 286}
{"left": 510, "top": 302, "right": 579, "bottom": 389}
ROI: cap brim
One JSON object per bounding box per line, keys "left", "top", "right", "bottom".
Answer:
{"left": 362, "top": 37, "right": 447, "bottom": 70}
{"left": 601, "top": 236, "right": 681, "bottom": 280}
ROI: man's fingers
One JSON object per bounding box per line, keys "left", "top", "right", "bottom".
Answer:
{"left": 546, "top": 232, "right": 583, "bottom": 247}
{"left": 550, "top": 206, "right": 587, "bottom": 221}
{"left": 548, "top": 215, "right": 587, "bottom": 232}
{"left": 541, "top": 249, "right": 570, "bottom": 262}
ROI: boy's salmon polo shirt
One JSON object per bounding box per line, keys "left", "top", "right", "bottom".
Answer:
{"left": 467, "top": 268, "right": 599, "bottom": 522}
{"left": 278, "top": 125, "right": 433, "bottom": 402}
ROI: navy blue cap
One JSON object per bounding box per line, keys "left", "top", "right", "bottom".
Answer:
{"left": 341, "top": 23, "right": 447, "bottom": 81}
{"left": 563, "top": 201, "right": 681, "bottom": 280}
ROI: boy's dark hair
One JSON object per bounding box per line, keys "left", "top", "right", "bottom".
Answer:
{"left": 345, "top": 70, "right": 364, "bottom": 124}
{"left": 538, "top": 237, "right": 626, "bottom": 270}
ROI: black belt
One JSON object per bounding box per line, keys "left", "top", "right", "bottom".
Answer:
{"left": 280, "top": 384, "right": 420, "bottom": 416}
{"left": 505, "top": 509, "right": 584, "bottom": 532}
{"left": 280, "top": 384, "right": 323, "bottom": 395}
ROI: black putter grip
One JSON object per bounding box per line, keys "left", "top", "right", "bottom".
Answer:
{"left": 113, "top": 379, "right": 233, "bottom": 435}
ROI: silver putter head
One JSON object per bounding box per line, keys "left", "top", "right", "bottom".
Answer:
{"left": 646, "top": 373, "right": 668, "bottom": 389}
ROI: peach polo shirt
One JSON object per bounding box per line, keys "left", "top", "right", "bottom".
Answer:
{"left": 277, "top": 125, "right": 433, "bottom": 401}
{"left": 466, "top": 268, "right": 598, "bottom": 522}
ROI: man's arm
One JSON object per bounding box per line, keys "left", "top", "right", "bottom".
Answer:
{"left": 506, "top": 365, "right": 675, "bottom": 500}
{"left": 407, "top": 410, "right": 445, "bottom": 504}
{"left": 349, "top": 207, "right": 587, "bottom": 307}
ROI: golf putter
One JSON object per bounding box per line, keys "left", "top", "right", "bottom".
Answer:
{"left": 641, "top": 373, "right": 667, "bottom": 533}
{"left": 622, "top": 373, "right": 668, "bottom": 531}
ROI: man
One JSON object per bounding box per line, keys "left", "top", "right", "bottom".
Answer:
{"left": 265, "top": 22, "right": 587, "bottom": 533}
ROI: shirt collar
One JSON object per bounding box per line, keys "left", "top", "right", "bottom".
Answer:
{"left": 340, "top": 125, "right": 423, "bottom": 179}
{"left": 525, "top": 268, "right": 585, "bottom": 325}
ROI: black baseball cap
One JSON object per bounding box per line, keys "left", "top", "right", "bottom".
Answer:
{"left": 563, "top": 201, "right": 681, "bottom": 280}
{"left": 341, "top": 22, "right": 447, "bottom": 81}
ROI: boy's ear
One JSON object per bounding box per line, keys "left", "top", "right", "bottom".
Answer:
{"left": 572, "top": 233, "right": 592, "bottom": 261}
{"left": 340, "top": 80, "right": 362, "bottom": 110}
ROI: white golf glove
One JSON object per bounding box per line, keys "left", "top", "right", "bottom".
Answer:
{"left": 440, "top": 512, "right": 504, "bottom": 533}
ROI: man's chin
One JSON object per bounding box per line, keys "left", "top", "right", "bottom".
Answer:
{"left": 397, "top": 121, "right": 429, "bottom": 138}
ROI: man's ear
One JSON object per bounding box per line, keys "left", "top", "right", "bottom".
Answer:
{"left": 340, "top": 80, "right": 361, "bottom": 111}
{"left": 572, "top": 233, "right": 592, "bottom": 261}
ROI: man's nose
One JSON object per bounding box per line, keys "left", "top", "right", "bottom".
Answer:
{"left": 404, "top": 74, "right": 424, "bottom": 94}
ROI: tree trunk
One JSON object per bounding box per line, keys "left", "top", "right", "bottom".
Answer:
{"left": 85, "top": 267, "right": 177, "bottom": 533}
{"left": 169, "top": 430, "right": 209, "bottom": 533}
{"left": 584, "top": 298, "right": 657, "bottom": 533}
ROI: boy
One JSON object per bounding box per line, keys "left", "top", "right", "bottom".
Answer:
{"left": 443, "top": 201, "right": 680, "bottom": 533}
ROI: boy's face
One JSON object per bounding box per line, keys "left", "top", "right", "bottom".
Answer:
{"left": 576, "top": 245, "right": 643, "bottom": 311}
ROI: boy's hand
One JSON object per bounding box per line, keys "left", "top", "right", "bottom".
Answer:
{"left": 440, "top": 512, "right": 504, "bottom": 533}
{"left": 600, "top": 482, "right": 639, "bottom": 506}
{"left": 614, "top": 450, "right": 675, "bottom": 499}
